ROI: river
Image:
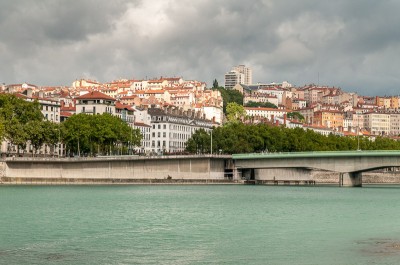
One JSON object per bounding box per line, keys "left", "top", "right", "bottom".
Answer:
{"left": 1, "top": 185, "right": 400, "bottom": 264}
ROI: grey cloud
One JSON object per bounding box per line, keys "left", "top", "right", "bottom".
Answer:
{"left": 0, "top": 0, "right": 399, "bottom": 95}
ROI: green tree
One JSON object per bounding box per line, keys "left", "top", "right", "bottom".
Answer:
{"left": 25, "top": 120, "right": 46, "bottom": 156}
{"left": 226, "top": 102, "right": 246, "bottom": 123}
{"left": 212, "top": 79, "right": 219, "bottom": 89}
{"left": 186, "top": 129, "right": 210, "bottom": 154}
{"left": 213, "top": 87, "right": 244, "bottom": 113}
{"left": 62, "top": 113, "right": 142, "bottom": 156}
{"left": 287, "top": 112, "right": 305, "bottom": 121}
{"left": 245, "top": 101, "right": 278, "bottom": 109}
{"left": 0, "top": 94, "right": 43, "bottom": 155}
{"left": 43, "top": 121, "right": 62, "bottom": 156}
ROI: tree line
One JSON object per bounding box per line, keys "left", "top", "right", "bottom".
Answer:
{"left": 186, "top": 122, "right": 400, "bottom": 154}
{"left": 0, "top": 94, "right": 141, "bottom": 156}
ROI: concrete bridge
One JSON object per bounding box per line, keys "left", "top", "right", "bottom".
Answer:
{"left": 2, "top": 151, "right": 400, "bottom": 187}
{"left": 232, "top": 151, "right": 400, "bottom": 187}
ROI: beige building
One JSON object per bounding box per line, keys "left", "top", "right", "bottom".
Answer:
{"left": 363, "top": 112, "right": 390, "bottom": 136}
{"left": 390, "top": 113, "right": 400, "bottom": 136}
{"left": 313, "top": 110, "right": 344, "bottom": 129}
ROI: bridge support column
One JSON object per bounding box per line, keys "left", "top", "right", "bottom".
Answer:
{"left": 339, "top": 172, "right": 362, "bottom": 187}
{"left": 241, "top": 169, "right": 255, "bottom": 180}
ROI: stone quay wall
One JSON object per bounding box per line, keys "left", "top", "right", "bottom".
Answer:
{"left": 0, "top": 156, "right": 236, "bottom": 185}
{"left": 311, "top": 170, "right": 400, "bottom": 184}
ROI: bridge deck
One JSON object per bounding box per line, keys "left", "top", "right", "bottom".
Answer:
{"left": 232, "top": 150, "right": 400, "bottom": 160}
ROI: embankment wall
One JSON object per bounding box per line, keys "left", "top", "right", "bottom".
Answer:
{"left": 0, "top": 157, "right": 235, "bottom": 184}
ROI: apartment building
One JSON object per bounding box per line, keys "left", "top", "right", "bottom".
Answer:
{"left": 146, "top": 107, "right": 213, "bottom": 154}
{"left": 363, "top": 112, "right": 390, "bottom": 136}
{"left": 224, "top": 65, "right": 252, "bottom": 89}
{"left": 245, "top": 107, "right": 288, "bottom": 121}
{"left": 313, "top": 110, "right": 344, "bottom": 129}
{"left": 244, "top": 94, "right": 279, "bottom": 107}
{"left": 390, "top": 113, "right": 400, "bottom": 136}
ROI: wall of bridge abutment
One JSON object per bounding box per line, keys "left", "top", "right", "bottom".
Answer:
{"left": 240, "top": 167, "right": 364, "bottom": 187}
{"left": 1, "top": 157, "right": 233, "bottom": 184}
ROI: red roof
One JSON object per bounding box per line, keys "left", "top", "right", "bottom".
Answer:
{"left": 60, "top": 111, "right": 73, "bottom": 117}
{"left": 75, "top": 91, "right": 116, "bottom": 101}
{"left": 115, "top": 102, "right": 134, "bottom": 111}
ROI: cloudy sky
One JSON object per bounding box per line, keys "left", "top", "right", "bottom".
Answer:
{"left": 1, "top": 0, "right": 399, "bottom": 95}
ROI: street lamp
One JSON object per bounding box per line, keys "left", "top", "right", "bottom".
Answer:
{"left": 357, "top": 113, "right": 361, "bottom": 151}
{"left": 210, "top": 129, "right": 213, "bottom": 155}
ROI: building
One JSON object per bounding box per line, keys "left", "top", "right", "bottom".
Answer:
{"left": 224, "top": 65, "right": 252, "bottom": 89}
{"left": 363, "top": 112, "right": 390, "bottom": 136}
{"left": 313, "top": 110, "right": 344, "bottom": 129}
{"left": 146, "top": 107, "right": 213, "bottom": 154}
{"left": 245, "top": 107, "right": 288, "bottom": 121}
{"left": 233, "top": 65, "right": 252, "bottom": 85}
{"left": 75, "top": 91, "right": 116, "bottom": 115}
{"left": 224, "top": 70, "right": 244, "bottom": 90}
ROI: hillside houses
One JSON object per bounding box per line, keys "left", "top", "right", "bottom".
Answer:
{"left": 3, "top": 74, "right": 400, "bottom": 157}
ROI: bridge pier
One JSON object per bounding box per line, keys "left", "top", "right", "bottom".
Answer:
{"left": 339, "top": 172, "right": 362, "bottom": 187}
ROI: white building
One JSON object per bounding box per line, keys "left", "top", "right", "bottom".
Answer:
{"left": 245, "top": 107, "right": 288, "bottom": 121}
{"left": 75, "top": 91, "right": 116, "bottom": 115}
{"left": 232, "top": 65, "right": 252, "bottom": 85}
{"left": 145, "top": 107, "right": 213, "bottom": 154}
{"left": 224, "top": 65, "right": 252, "bottom": 89}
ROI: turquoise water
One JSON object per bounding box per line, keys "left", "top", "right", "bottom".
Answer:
{"left": 1, "top": 185, "right": 400, "bottom": 264}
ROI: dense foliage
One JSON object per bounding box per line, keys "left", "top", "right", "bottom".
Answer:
{"left": 287, "top": 112, "right": 305, "bottom": 121}
{"left": 226, "top": 102, "right": 246, "bottom": 123}
{"left": 0, "top": 94, "right": 142, "bottom": 156}
{"left": 213, "top": 87, "right": 243, "bottom": 113}
{"left": 0, "top": 94, "right": 45, "bottom": 154}
{"left": 186, "top": 123, "right": 400, "bottom": 154}
{"left": 244, "top": 101, "right": 278, "bottom": 109}
{"left": 62, "top": 113, "right": 142, "bottom": 156}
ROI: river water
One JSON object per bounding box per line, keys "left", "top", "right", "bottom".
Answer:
{"left": 1, "top": 185, "right": 400, "bottom": 265}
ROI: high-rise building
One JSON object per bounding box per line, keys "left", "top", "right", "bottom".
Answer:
{"left": 233, "top": 65, "right": 252, "bottom": 85}
{"left": 224, "top": 65, "right": 252, "bottom": 89}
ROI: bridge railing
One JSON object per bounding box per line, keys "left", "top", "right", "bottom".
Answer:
{"left": 3, "top": 154, "right": 232, "bottom": 162}
{"left": 232, "top": 150, "right": 400, "bottom": 159}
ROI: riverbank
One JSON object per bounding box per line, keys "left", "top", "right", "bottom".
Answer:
{"left": 0, "top": 177, "right": 240, "bottom": 185}
{"left": 2, "top": 171, "right": 400, "bottom": 185}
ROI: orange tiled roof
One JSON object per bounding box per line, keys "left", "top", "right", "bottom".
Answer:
{"left": 75, "top": 91, "right": 116, "bottom": 101}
